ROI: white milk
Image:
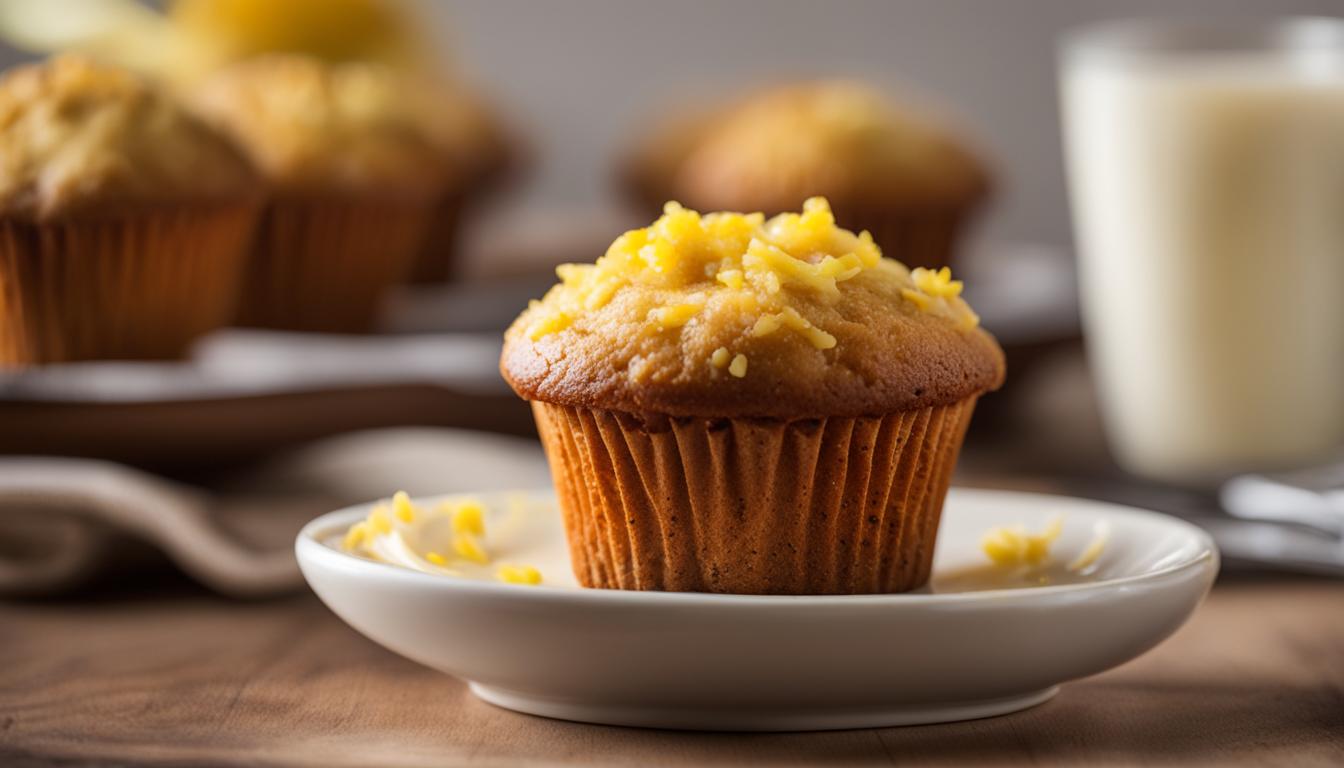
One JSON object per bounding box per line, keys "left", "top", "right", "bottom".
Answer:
{"left": 1064, "top": 33, "right": 1344, "bottom": 483}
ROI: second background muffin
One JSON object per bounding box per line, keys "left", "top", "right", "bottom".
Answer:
{"left": 190, "top": 54, "right": 448, "bottom": 333}
{"left": 621, "top": 80, "right": 991, "bottom": 271}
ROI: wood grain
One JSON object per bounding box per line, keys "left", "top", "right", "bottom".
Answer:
{"left": 2, "top": 577, "right": 1342, "bottom": 767}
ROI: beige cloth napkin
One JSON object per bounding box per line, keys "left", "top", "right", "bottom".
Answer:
{"left": 0, "top": 428, "right": 551, "bottom": 598}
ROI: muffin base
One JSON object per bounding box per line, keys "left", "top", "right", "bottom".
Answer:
{"left": 406, "top": 189, "right": 466, "bottom": 284}
{"left": 237, "top": 194, "right": 433, "bottom": 333}
{"left": 0, "top": 203, "right": 256, "bottom": 366}
{"left": 532, "top": 398, "right": 976, "bottom": 595}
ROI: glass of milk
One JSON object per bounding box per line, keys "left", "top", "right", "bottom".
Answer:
{"left": 1062, "top": 18, "right": 1344, "bottom": 485}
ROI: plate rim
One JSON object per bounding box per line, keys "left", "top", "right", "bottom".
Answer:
{"left": 296, "top": 487, "right": 1220, "bottom": 608}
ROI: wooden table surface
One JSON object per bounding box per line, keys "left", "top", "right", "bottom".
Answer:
{"left": 4, "top": 357, "right": 1343, "bottom": 766}
{"left": 3, "top": 573, "right": 1342, "bottom": 767}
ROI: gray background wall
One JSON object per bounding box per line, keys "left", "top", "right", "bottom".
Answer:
{"left": 1, "top": 1, "right": 1337, "bottom": 253}
{"left": 428, "top": 0, "right": 1341, "bottom": 252}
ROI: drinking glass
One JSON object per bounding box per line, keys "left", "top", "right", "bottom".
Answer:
{"left": 1061, "top": 18, "right": 1344, "bottom": 484}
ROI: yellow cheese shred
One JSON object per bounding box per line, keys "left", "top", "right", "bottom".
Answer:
{"left": 496, "top": 564, "right": 543, "bottom": 585}
{"left": 911, "top": 266, "right": 964, "bottom": 298}
{"left": 981, "top": 518, "right": 1064, "bottom": 566}
{"left": 343, "top": 492, "right": 548, "bottom": 587}
{"left": 728, "top": 353, "right": 748, "bottom": 378}
{"left": 716, "top": 269, "right": 744, "bottom": 289}
{"left": 368, "top": 504, "right": 393, "bottom": 535}
{"left": 450, "top": 499, "right": 486, "bottom": 536}
{"left": 392, "top": 491, "right": 417, "bottom": 523}
{"left": 342, "top": 521, "right": 369, "bottom": 551}
{"left": 649, "top": 302, "right": 703, "bottom": 328}
{"left": 519, "top": 196, "right": 980, "bottom": 376}
{"left": 453, "top": 533, "right": 489, "bottom": 565}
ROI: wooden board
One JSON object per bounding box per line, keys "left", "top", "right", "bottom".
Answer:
{"left": 3, "top": 577, "right": 1342, "bottom": 767}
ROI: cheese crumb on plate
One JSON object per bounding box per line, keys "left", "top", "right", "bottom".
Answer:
{"left": 342, "top": 491, "right": 545, "bottom": 586}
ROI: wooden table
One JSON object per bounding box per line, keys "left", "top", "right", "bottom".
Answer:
{"left": 4, "top": 353, "right": 1343, "bottom": 766}
{"left": 3, "top": 574, "right": 1342, "bottom": 767}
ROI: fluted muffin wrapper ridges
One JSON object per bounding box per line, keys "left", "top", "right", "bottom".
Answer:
{"left": 237, "top": 194, "right": 433, "bottom": 333}
{"left": 0, "top": 203, "right": 256, "bottom": 365}
{"left": 532, "top": 398, "right": 976, "bottom": 595}
{"left": 406, "top": 189, "right": 466, "bottom": 284}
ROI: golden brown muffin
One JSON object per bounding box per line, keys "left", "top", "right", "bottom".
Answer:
{"left": 622, "top": 81, "right": 990, "bottom": 270}
{"left": 0, "top": 55, "right": 260, "bottom": 365}
{"left": 503, "top": 198, "right": 1004, "bottom": 595}
{"left": 190, "top": 54, "right": 444, "bottom": 331}
{"left": 191, "top": 54, "right": 442, "bottom": 195}
{"left": 0, "top": 56, "right": 257, "bottom": 216}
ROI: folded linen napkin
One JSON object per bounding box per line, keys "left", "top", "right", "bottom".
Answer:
{"left": 0, "top": 428, "right": 551, "bottom": 598}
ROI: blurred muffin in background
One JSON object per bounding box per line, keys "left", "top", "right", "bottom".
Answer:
{"left": 0, "top": 55, "right": 259, "bottom": 366}
{"left": 406, "top": 77, "right": 520, "bottom": 283}
{"left": 190, "top": 54, "right": 446, "bottom": 332}
{"left": 621, "top": 81, "right": 990, "bottom": 270}
{"left": 168, "top": 0, "right": 432, "bottom": 82}
{"left": 0, "top": 0, "right": 526, "bottom": 290}
{"left": 175, "top": 0, "right": 525, "bottom": 288}
{"left": 0, "top": 0, "right": 431, "bottom": 85}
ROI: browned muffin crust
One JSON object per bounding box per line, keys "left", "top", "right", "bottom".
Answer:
{"left": 0, "top": 55, "right": 258, "bottom": 219}
{"left": 188, "top": 54, "right": 444, "bottom": 196}
{"left": 503, "top": 303, "right": 1002, "bottom": 420}
{"left": 501, "top": 200, "right": 1003, "bottom": 421}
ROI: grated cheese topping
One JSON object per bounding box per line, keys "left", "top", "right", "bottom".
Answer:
{"left": 980, "top": 518, "right": 1063, "bottom": 567}
{"left": 518, "top": 197, "right": 980, "bottom": 379}
{"left": 341, "top": 492, "right": 543, "bottom": 586}
{"left": 980, "top": 518, "right": 1110, "bottom": 574}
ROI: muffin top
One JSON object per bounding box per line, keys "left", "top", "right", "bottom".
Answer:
{"left": 658, "top": 81, "right": 988, "bottom": 214}
{"left": 189, "top": 54, "right": 444, "bottom": 195}
{"left": 407, "top": 77, "right": 515, "bottom": 188}
{"left": 502, "top": 197, "right": 1004, "bottom": 420}
{"left": 0, "top": 55, "right": 257, "bottom": 218}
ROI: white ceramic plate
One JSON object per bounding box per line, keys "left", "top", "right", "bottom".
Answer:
{"left": 296, "top": 488, "right": 1217, "bottom": 731}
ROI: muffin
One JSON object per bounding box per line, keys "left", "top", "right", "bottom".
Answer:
{"left": 502, "top": 197, "right": 1004, "bottom": 594}
{"left": 621, "top": 81, "right": 990, "bottom": 270}
{"left": 0, "top": 55, "right": 260, "bottom": 366}
{"left": 405, "top": 78, "right": 518, "bottom": 283}
{"left": 166, "top": 0, "right": 432, "bottom": 82}
{"left": 190, "top": 54, "right": 444, "bottom": 332}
